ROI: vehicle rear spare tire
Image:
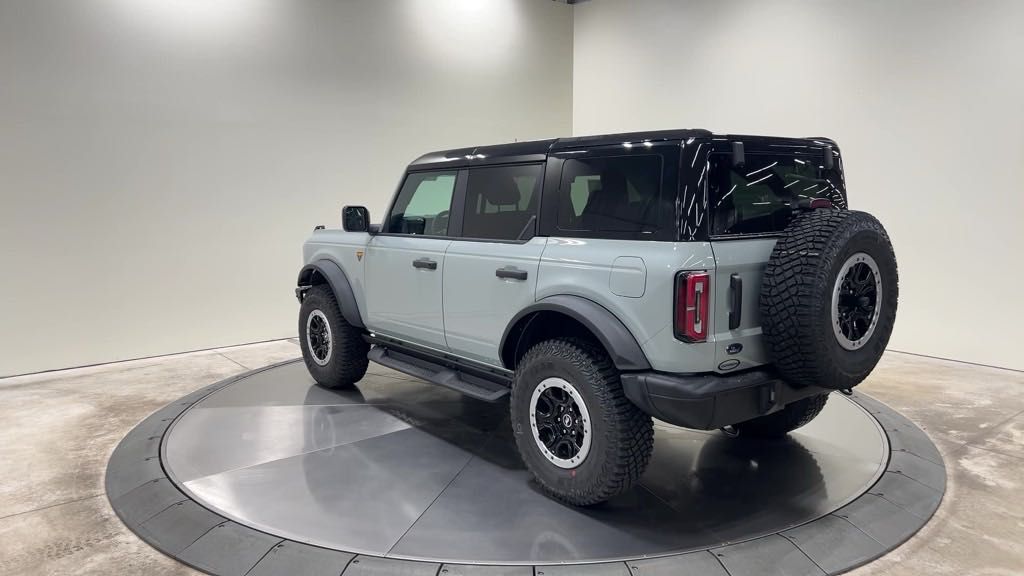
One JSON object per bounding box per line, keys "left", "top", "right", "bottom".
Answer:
{"left": 761, "top": 210, "right": 897, "bottom": 390}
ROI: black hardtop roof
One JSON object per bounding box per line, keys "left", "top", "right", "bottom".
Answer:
{"left": 407, "top": 129, "right": 835, "bottom": 170}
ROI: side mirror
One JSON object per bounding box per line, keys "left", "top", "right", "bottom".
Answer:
{"left": 342, "top": 206, "right": 371, "bottom": 233}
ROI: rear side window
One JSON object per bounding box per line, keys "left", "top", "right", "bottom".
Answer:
{"left": 557, "top": 155, "right": 663, "bottom": 233}
{"left": 387, "top": 171, "right": 457, "bottom": 235}
{"left": 710, "top": 154, "right": 840, "bottom": 236}
{"left": 462, "top": 164, "right": 543, "bottom": 241}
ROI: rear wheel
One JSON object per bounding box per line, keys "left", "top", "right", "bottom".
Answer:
{"left": 510, "top": 338, "right": 654, "bottom": 506}
{"left": 732, "top": 394, "right": 829, "bottom": 437}
{"left": 298, "top": 285, "right": 368, "bottom": 389}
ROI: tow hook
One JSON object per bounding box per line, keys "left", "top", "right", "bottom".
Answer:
{"left": 720, "top": 425, "right": 740, "bottom": 438}
{"left": 839, "top": 388, "right": 853, "bottom": 396}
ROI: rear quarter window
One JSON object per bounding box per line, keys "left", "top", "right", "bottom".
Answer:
{"left": 557, "top": 155, "right": 663, "bottom": 234}
{"left": 709, "top": 153, "right": 845, "bottom": 236}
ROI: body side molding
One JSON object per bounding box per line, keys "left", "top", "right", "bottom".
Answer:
{"left": 500, "top": 294, "right": 651, "bottom": 371}
{"left": 297, "top": 260, "right": 365, "bottom": 328}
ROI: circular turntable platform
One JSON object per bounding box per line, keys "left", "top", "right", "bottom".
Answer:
{"left": 107, "top": 359, "right": 946, "bottom": 576}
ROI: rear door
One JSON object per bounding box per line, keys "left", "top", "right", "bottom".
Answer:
{"left": 707, "top": 144, "right": 840, "bottom": 371}
{"left": 442, "top": 163, "right": 546, "bottom": 366}
{"left": 365, "top": 170, "right": 458, "bottom": 349}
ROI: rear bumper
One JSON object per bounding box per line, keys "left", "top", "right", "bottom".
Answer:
{"left": 620, "top": 368, "right": 829, "bottom": 430}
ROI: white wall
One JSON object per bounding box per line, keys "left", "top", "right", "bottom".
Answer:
{"left": 573, "top": 0, "right": 1024, "bottom": 370}
{"left": 0, "top": 0, "right": 573, "bottom": 376}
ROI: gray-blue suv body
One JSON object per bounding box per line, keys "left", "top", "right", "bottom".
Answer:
{"left": 295, "top": 129, "right": 899, "bottom": 505}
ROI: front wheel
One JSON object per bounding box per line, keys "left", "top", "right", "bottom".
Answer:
{"left": 298, "top": 285, "right": 368, "bottom": 389}
{"left": 510, "top": 338, "right": 654, "bottom": 506}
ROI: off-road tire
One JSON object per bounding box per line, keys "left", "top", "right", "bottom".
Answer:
{"left": 733, "top": 394, "right": 829, "bottom": 437}
{"left": 298, "top": 285, "right": 368, "bottom": 389}
{"left": 761, "top": 210, "right": 898, "bottom": 390}
{"left": 510, "top": 338, "right": 654, "bottom": 506}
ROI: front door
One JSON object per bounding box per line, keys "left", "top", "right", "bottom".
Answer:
{"left": 442, "top": 163, "right": 546, "bottom": 366}
{"left": 365, "top": 170, "right": 457, "bottom": 349}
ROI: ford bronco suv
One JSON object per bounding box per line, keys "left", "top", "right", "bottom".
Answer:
{"left": 295, "top": 129, "right": 898, "bottom": 506}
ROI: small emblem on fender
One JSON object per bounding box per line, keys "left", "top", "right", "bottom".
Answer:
{"left": 356, "top": 250, "right": 364, "bottom": 261}
{"left": 719, "top": 359, "right": 741, "bottom": 371}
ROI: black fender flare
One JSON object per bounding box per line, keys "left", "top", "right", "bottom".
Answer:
{"left": 500, "top": 295, "right": 651, "bottom": 371}
{"left": 297, "top": 260, "right": 364, "bottom": 328}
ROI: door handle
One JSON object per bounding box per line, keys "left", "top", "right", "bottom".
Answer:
{"left": 496, "top": 267, "right": 528, "bottom": 281}
{"left": 412, "top": 258, "right": 437, "bottom": 270}
{"left": 729, "top": 273, "right": 742, "bottom": 330}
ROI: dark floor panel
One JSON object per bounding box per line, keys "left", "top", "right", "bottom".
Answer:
{"left": 712, "top": 535, "right": 824, "bottom": 576}
{"left": 782, "top": 514, "right": 884, "bottom": 574}
{"left": 868, "top": 471, "right": 943, "bottom": 519}
{"left": 179, "top": 522, "right": 281, "bottom": 576}
{"left": 834, "top": 494, "right": 925, "bottom": 547}
{"left": 537, "top": 562, "right": 630, "bottom": 576}
{"left": 440, "top": 564, "right": 533, "bottom": 576}
{"left": 343, "top": 556, "right": 440, "bottom": 576}
{"left": 626, "top": 551, "right": 728, "bottom": 576}
{"left": 246, "top": 542, "right": 354, "bottom": 576}
{"left": 105, "top": 452, "right": 165, "bottom": 499}
{"left": 888, "top": 451, "right": 946, "bottom": 492}
{"left": 888, "top": 433, "right": 943, "bottom": 466}
{"left": 137, "top": 500, "right": 226, "bottom": 555}
{"left": 112, "top": 477, "right": 187, "bottom": 525}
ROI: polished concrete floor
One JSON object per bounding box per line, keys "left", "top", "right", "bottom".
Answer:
{"left": 0, "top": 340, "right": 1021, "bottom": 575}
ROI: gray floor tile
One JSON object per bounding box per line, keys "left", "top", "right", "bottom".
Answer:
{"left": 834, "top": 494, "right": 924, "bottom": 547}
{"left": 343, "top": 556, "right": 440, "bottom": 576}
{"left": 137, "top": 500, "right": 226, "bottom": 555}
{"left": 712, "top": 535, "right": 824, "bottom": 576}
{"left": 783, "top": 514, "right": 885, "bottom": 574}
{"left": 627, "top": 551, "right": 728, "bottom": 575}
{"left": 247, "top": 541, "right": 354, "bottom": 576}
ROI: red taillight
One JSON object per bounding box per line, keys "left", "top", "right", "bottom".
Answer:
{"left": 675, "top": 272, "right": 709, "bottom": 342}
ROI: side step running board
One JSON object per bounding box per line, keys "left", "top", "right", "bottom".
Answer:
{"left": 368, "top": 346, "right": 510, "bottom": 402}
